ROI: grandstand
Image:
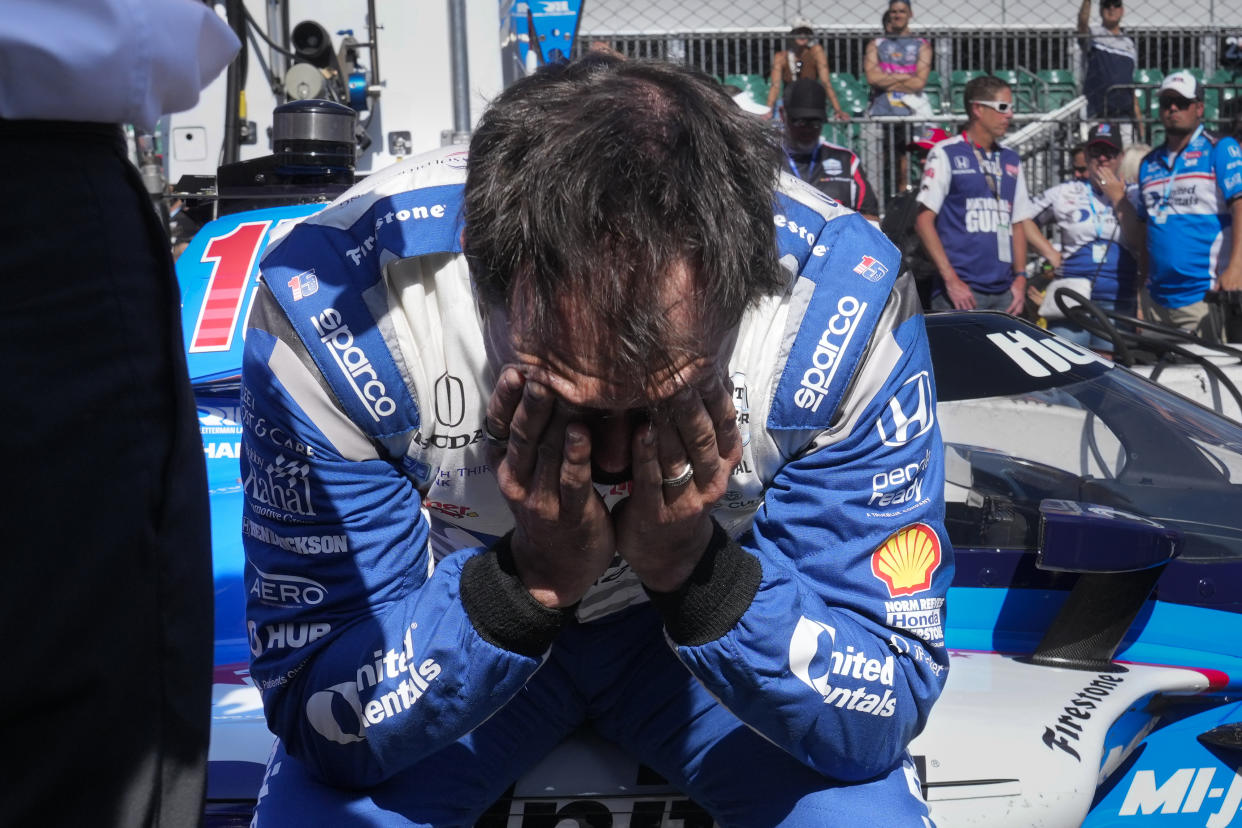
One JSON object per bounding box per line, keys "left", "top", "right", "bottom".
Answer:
{"left": 575, "top": 6, "right": 1242, "bottom": 211}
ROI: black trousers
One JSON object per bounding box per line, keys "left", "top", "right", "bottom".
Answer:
{"left": 0, "top": 122, "right": 212, "bottom": 827}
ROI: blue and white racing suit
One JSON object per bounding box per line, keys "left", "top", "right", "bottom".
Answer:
{"left": 241, "top": 146, "right": 952, "bottom": 826}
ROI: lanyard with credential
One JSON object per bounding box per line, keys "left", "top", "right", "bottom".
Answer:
{"left": 971, "top": 144, "right": 1000, "bottom": 198}
{"left": 1082, "top": 182, "right": 1115, "bottom": 271}
{"left": 786, "top": 144, "right": 821, "bottom": 181}
{"left": 972, "top": 144, "right": 1013, "bottom": 263}
{"left": 1156, "top": 124, "right": 1205, "bottom": 221}
{"left": 1084, "top": 182, "right": 1107, "bottom": 239}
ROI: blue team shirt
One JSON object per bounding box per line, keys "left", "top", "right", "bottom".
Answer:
{"left": 917, "top": 135, "right": 1032, "bottom": 294}
{"left": 1138, "top": 129, "right": 1242, "bottom": 308}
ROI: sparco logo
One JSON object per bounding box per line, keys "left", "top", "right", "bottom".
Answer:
{"left": 876, "top": 372, "right": 934, "bottom": 447}
{"left": 794, "top": 296, "right": 866, "bottom": 413}
{"left": 789, "top": 617, "right": 897, "bottom": 717}
{"left": 312, "top": 308, "right": 397, "bottom": 422}
{"left": 249, "top": 566, "right": 328, "bottom": 607}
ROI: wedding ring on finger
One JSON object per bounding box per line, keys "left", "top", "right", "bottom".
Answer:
{"left": 661, "top": 462, "right": 695, "bottom": 489}
{"left": 484, "top": 423, "right": 509, "bottom": 449}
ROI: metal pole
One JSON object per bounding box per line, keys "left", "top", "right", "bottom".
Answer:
{"left": 266, "top": 0, "right": 288, "bottom": 83}
{"left": 445, "top": 0, "right": 472, "bottom": 144}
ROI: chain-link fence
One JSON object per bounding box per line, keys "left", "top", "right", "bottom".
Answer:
{"left": 574, "top": 4, "right": 1242, "bottom": 213}
{"left": 578, "top": 1, "right": 1242, "bottom": 34}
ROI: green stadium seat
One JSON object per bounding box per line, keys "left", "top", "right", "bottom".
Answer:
{"left": 1205, "top": 69, "right": 1240, "bottom": 124}
{"left": 1037, "top": 69, "right": 1077, "bottom": 110}
{"left": 722, "top": 73, "right": 770, "bottom": 108}
{"left": 821, "top": 121, "right": 863, "bottom": 151}
{"left": 1132, "top": 68, "right": 1163, "bottom": 119}
{"left": 950, "top": 69, "right": 987, "bottom": 112}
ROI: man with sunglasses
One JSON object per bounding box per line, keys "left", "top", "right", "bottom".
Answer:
{"left": 782, "top": 78, "right": 879, "bottom": 221}
{"left": 1135, "top": 71, "right": 1242, "bottom": 341}
{"left": 914, "top": 75, "right": 1031, "bottom": 313}
{"left": 1077, "top": 0, "right": 1143, "bottom": 142}
{"left": 240, "top": 56, "right": 948, "bottom": 826}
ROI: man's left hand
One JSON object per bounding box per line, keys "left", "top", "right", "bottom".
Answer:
{"left": 614, "top": 374, "right": 741, "bottom": 593}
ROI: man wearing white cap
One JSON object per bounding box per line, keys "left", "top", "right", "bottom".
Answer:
{"left": 1135, "top": 70, "right": 1242, "bottom": 341}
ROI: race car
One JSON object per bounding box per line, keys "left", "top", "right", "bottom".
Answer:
{"left": 182, "top": 205, "right": 1242, "bottom": 828}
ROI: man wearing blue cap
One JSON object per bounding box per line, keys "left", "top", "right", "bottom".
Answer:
{"left": 1135, "top": 70, "right": 1242, "bottom": 341}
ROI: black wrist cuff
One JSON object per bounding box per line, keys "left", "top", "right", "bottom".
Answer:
{"left": 460, "top": 533, "right": 570, "bottom": 658}
{"left": 644, "top": 520, "right": 762, "bottom": 647}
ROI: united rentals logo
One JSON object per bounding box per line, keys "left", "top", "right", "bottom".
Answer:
{"left": 788, "top": 617, "right": 897, "bottom": 717}
{"left": 853, "top": 255, "right": 888, "bottom": 282}
{"left": 871, "top": 523, "right": 941, "bottom": 597}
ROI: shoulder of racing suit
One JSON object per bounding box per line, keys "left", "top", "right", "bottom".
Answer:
{"left": 255, "top": 146, "right": 471, "bottom": 444}
{"left": 252, "top": 153, "right": 915, "bottom": 467}
{"left": 767, "top": 172, "right": 916, "bottom": 447}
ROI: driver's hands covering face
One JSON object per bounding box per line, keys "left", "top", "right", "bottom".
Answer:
{"left": 485, "top": 367, "right": 741, "bottom": 606}
{"left": 613, "top": 374, "right": 741, "bottom": 592}
{"left": 486, "top": 367, "right": 615, "bottom": 609}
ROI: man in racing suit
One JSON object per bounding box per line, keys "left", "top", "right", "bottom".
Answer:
{"left": 241, "top": 56, "right": 950, "bottom": 826}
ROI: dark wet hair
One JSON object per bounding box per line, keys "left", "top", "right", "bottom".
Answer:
{"left": 463, "top": 56, "right": 784, "bottom": 398}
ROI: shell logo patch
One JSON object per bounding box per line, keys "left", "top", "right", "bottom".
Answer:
{"left": 871, "top": 523, "right": 941, "bottom": 597}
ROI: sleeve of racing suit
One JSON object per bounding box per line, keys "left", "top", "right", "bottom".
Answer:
{"left": 648, "top": 281, "right": 950, "bottom": 782}
{"left": 241, "top": 287, "right": 567, "bottom": 787}
{"left": 915, "top": 146, "right": 950, "bottom": 214}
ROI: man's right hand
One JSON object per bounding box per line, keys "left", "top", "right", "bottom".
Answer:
{"left": 487, "top": 366, "right": 616, "bottom": 609}
{"left": 944, "top": 274, "right": 976, "bottom": 309}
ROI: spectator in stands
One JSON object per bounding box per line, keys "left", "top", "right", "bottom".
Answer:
{"left": 764, "top": 20, "right": 848, "bottom": 122}
{"left": 1077, "top": 0, "right": 1143, "bottom": 142}
{"left": 1069, "top": 144, "right": 1090, "bottom": 182}
{"left": 781, "top": 79, "right": 879, "bottom": 221}
{"left": 1019, "top": 123, "right": 1142, "bottom": 351}
{"left": 864, "top": 1, "right": 932, "bottom": 119}
{"left": 1135, "top": 71, "right": 1242, "bottom": 341}
{"left": 914, "top": 75, "right": 1032, "bottom": 313}
{"left": 882, "top": 125, "right": 951, "bottom": 309}
{"left": 863, "top": 1, "right": 934, "bottom": 192}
